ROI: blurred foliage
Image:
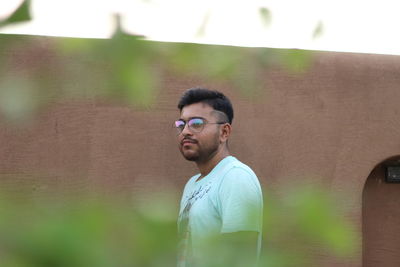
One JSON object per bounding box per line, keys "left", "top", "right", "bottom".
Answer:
{"left": 259, "top": 7, "right": 272, "bottom": 27}
{"left": 313, "top": 21, "right": 324, "bottom": 40}
{"left": 277, "top": 49, "right": 313, "bottom": 73}
{"left": 0, "top": 1, "right": 315, "bottom": 122}
{"left": 0, "top": 0, "right": 32, "bottom": 28}
{"left": 196, "top": 10, "right": 211, "bottom": 37}
{"left": 262, "top": 184, "right": 358, "bottom": 267}
{"left": 0, "top": 32, "right": 313, "bottom": 122}
{"left": 0, "top": 193, "right": 178, "bottom": 267}
{"left": 0, "top": 35, "right": 62, "bottom": 123}
{"left": 0, "top": 184, "right": 357, "bottom": 267}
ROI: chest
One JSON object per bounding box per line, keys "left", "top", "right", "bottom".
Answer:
{"left": 180, "top": 181, "right": 222, "bottom": 230}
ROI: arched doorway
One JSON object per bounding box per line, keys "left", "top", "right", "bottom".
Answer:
{"left": 363, "top": 156, "right": 400, "bottom": 267}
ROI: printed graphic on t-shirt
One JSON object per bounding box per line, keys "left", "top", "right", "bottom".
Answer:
{"left": 177, "top": 182, "right": 212, "bottom": 267}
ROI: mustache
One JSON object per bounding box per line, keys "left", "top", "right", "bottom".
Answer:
{"left": 181, "top": 138, "right": 197, "bottom": 145}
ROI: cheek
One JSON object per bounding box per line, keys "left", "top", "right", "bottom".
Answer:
{"left": 177, "top": 135, "right": 184, "bottom": 143}
{"left": 201, "top": 131, "right": 220, "bottom": 146}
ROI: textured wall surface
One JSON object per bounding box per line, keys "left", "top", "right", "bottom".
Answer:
{"left": 1, "top": 37, "right": 400, "bottom": 266}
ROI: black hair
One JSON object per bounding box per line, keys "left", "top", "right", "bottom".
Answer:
{"left": 177, "top": 87, "right": 234, "bottom": 124}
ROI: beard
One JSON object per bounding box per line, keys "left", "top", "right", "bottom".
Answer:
{"left": 180, "top": 135, "right": 220, "bottom": 163}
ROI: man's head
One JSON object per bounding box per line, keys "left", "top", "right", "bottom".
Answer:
{"left": 177, "top": 88, "right": 234, "bottom": 124}
{"left": 176, "top": 88, "right": 233, "bottom": 163}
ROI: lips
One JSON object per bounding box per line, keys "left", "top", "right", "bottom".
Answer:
{"left": 181, "top": 139, "right": 197, "bottom": 146}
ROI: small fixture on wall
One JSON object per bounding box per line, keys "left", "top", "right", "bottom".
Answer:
{"left": 386, "top": 166, "right": 400, "bottom": 183}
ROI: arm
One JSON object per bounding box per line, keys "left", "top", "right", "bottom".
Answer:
{"left": 217, "top": 167, "right": 263, "bottom": 266}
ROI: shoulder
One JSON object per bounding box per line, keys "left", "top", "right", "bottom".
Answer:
{"left": 219, "top": 158, "right": 261, "bottom": 195}
{"left": 222, "top": 158, "right": 258, "bottom": 182}
{"left": 182, "top": 174, "right": 200, "bottom": 192}
{"left": 228, "top": 159, "right": 257, "bottom": 176}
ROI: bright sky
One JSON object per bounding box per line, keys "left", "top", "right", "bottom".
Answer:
{"left": 1, "top": 0, "right": 400, "bottom": 55}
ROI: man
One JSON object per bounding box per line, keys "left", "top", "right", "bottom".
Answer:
{"left": 175, "top": 88, "right": 263, "bottom": 267}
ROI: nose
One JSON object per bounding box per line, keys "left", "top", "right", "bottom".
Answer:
{"left": 180, "top": 122, "right": 193, "bottom": 136}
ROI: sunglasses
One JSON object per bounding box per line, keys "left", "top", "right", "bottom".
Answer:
{"left": 174, "top": 118, "right": 226, "bottom": 134}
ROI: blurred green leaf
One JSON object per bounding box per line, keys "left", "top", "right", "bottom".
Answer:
{"left": 121, "top": 63, "right": 158, "bottom": 107}
{"left": 289, "top": 187, "right": 356, "bottom": 256}
{"left": 279, "top": 49, "right": 313, "bottom": 73}
{"left": 198, "top": 46, "right": 241, "bottom": 77}
{"left": 0, "top": 0, "right": 32, "bottom": 28}
{"left": 0, "top": 75, "right": 39, "bottom": 122}
{"left": 196, "top": 10, "right": 211, "bottom": 37}
{"left": 313, "top": 21, "right": 324, "bottom": 39}
{"left": 262, "top": 184, "right": 358, "bottom": 266}
{"left": 55, "top": 37, "right": 96, "bottom": 54}
{"left": 259, "top": 7, "right": 272, "bottom": 27}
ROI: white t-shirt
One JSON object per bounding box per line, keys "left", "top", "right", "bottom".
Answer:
{"left": 177, "top": 156, "right": 263, "bottom": 266}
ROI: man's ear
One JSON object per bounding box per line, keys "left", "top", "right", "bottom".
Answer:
{"left": 220, "top": 123, "right": 232, "bottom": 143}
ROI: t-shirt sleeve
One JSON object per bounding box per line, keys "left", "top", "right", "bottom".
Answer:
{"left": 218, "top": 167, "right": 263, "bottom": 234}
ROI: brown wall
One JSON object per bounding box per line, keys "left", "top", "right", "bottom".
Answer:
{"left": 1, "top": 37, "right": 400, "bottom": 266}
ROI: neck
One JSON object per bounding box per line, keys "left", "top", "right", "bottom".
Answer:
{"left": 196, "top": 147, "right": 230, "bottom": 180}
